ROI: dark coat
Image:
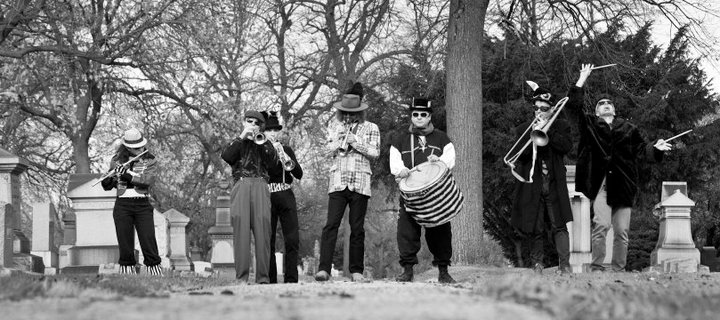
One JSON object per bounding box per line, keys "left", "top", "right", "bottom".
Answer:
{"left": 510, "top": 117, "right": 574, "bottom": 233}
{"left": 567, "top": 86, "right": 663, "bottom": 207}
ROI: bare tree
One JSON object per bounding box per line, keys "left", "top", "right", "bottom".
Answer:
{"left": 446, "top": 0, "right": 489, "bottom": 264}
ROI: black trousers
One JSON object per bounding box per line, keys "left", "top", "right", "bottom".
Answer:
{"left": 113, "top": 197, "right": 161, "bottom": 267}
{"left": 397, "top": 200, "right": 453, "bottom": 267}
{"left": 318, "top": 188, "right": 369, "bottom": 274}
{"left": 528, "top": 175, "right": 570, "bottom": 268}
{"left": 269, "top": 189, "right": 300, "bottom": 283}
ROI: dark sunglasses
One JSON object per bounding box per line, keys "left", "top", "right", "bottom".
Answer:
{"left": 533, "top": 105, "right": 552, "bottom": 112}
{"left": 596, "top": 99, "right": 613, "bottom": 107}
{"left": 245, "top": 118, "right": 260, "bottom": 125}
{"left": 412, "top": 111, "right": 430, "bottom": 118}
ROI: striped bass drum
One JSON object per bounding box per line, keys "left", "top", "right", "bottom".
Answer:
{"left": 399, "top": 161, "right": 464, "bottom": 227}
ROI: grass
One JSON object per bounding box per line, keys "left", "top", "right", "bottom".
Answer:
{"left": 467, "top": 269, "right": 720, "bottom": 320}
{"left": 0, "top": 272, "right": 240, "bottom": 301}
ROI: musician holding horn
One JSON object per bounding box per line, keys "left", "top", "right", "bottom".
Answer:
{"left": 390, "top": 98, "right": 458, "bottom": 284}
{"left": 314, "top": 82, "right": 380, "bottom": 282}
{"left": 569, "top": 64, "right": 671, "bottom": 273}
{"left": 101, "top": 128, "right": 163, "bottom": 276}
{"left": 264, "top": 111, "right": 304, "bottom": 283}
{"left": 510, "top": 84, "right": 574, "bottom": 275}
{"left": 221, "top": 110, "right": 278, "bottom": 283}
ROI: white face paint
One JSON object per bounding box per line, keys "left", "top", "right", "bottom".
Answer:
{"left": 410, "top": 110, "right": 432, "bottom": 128}
{"left": 595, "top": 99, "right": 616, "bottom": 117}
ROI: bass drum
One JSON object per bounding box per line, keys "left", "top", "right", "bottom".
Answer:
{"left": 399, "top": 161, "right": 464, "bottom": 227}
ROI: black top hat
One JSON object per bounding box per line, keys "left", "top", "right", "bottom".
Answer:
{"left": 265, "top": 111, "right": 283, "bottom": 130}
{"left": 409, "top": 97, "right": 433, "bottom": 112}
{"left": 333, "top": 82, "right": 369, "bottom": 112}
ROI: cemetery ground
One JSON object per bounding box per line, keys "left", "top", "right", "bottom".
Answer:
{"left": 2, "top": 266, "right": 720, "bottom": 320}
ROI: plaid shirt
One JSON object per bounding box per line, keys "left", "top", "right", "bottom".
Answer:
{"left": 326, "top": 119, "right": 380, "bottom": 197}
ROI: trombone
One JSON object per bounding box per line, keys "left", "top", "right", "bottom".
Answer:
{"left": 503, "top": 97, "right": 569, "bottom": 183}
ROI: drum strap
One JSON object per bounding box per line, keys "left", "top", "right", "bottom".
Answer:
{"left": 410, "top": 134, "right": 415, "bottom": 167}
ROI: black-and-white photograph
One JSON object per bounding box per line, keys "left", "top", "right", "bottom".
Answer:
{"left": 1, "top": 1, "right": 719, "bottom": 319}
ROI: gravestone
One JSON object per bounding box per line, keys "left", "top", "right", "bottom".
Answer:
{"left": 0, "top": 203, "right": 13, "bottom": 268}
{"left": 209, "top": 188, "right": 234, "bottom": 273}
{"left": 648, "top": 182, "right": 701, "bottom": 272}
{"left": 31, "top": 202, "right": 59, "bottom": 274}
{"left": 63, "top": 174, "right": 120, "bottom": 273}
{"left": 566, "top": 165, "right": 592, "bottom": 273}
{"left": 167, "top": 209, "right": 192, "bottom": 271}
{"left": 135, "top": 209, "right": 170, "bottom": 269}
{"left": 1, "top": 148, "right": 43, "bottom": 272}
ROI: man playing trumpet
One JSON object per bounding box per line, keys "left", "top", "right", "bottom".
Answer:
{"left": 510, "top": 83, "right": 574, "bottom": 275}
{"left": 221, "top": 110, "right": 278, "bottom": 283}
{"left": 264, "top": 111, "right": 304, "bottom": 283}
{"left": 315, "top": 82, "right": 380, "bottom": 282}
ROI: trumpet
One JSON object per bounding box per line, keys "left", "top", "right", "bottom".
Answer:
{"left": 272, "top": 141, "right": 295, "bottom": 171}
{"left": 503, "top": 97, "right": 569, "bottom": 183}
{"left": 253, "top": 130, "right": 267, "bottom": 145}
{"left": 337, "top": 120, "right": 358, "bottom": 157}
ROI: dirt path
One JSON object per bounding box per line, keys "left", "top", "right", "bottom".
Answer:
{"left": 2, "top": 267, "right": 551, "bottom": 320}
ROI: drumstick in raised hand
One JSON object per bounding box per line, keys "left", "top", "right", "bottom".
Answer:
{"left": 590, "top": 63, "right": 617, "bottom": 70}
{"left": 663, "top": 129, "right": 692, "bottom": 143}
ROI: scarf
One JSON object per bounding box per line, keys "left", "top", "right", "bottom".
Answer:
{"left": 409, "top": 123, "right": 434, "bottom": 136}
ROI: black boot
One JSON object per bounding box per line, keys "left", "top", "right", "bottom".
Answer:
{"left": 395, "top": 265, "right": 414, "bottom": 282}
{"left": 438, "top": 265, "right": 456, "bottom": 284}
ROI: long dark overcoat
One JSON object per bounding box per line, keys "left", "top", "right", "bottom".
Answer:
{"left": 510, "top": 117, "right": 574, "bottom": 234}
{"left": 567, "top": 87, "right": 662, "bottom": 207}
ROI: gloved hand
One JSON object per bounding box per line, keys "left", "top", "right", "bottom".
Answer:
{"left": 427, "top": 155, "right": 440, "bottom": 162}
{"left": 654, "top": 139, "right": 672, "bottom": 152}
{"left": 114, "top": 165, "right": 128, "bottom": 175}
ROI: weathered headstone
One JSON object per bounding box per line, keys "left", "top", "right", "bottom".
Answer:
{"left": 1, "top": 148, "right": 43, "bottom": 272}
{"left": 63, "top": 174, "right": 120, "bottom": 273}
{"left": 31, "top": 202, "right": 59, "bottom": 274}
{"left": 648, "top": 182, "right": 701, "bottom": 272}
{"left": 0, "top": 203, "right": 13, "bottom": 268}
{"left": 566, "top": 165, "right": 592, "bottom": 273}
{"left": 209, "top": 189, "right": 234, "bottom": 274}
{"left": 167, "top": 209, "right": 192, "bottom": 271}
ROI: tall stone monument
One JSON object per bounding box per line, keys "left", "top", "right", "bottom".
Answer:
{"left": 0, "top": 148, "right": 43, "bottom": 272}
{"left": 166, "top": 209, "right": 192, "bottom": 271}
{"left": 31, "top": 202, "right": 59, "bottom": 274}
{"left": 565, "top": 165, "right": 592, "bottom": 273}
{"left": 209, "top": 186, "right": 234, "bottom": 273}
{"left": 649, "top": 182, "right": 701, "bottom": 272}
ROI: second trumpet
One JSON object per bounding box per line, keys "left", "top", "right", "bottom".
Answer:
{"left": 273, "top": 142, "right": 295, "bottom": 171}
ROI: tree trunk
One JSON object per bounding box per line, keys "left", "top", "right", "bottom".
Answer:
{"left": 446, "top": 0, "right": 488, "bottom": 264}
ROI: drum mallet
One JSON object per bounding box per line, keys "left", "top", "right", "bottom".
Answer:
{"left": 657, "top": 129, "right": 692, "bottom": 146}
{"left": 590, "top": 64, "right": 617, "bottom": 70}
